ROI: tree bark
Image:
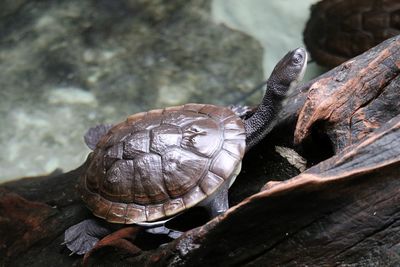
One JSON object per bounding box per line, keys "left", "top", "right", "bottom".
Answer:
{"left": 1, "top": 35, "right": 400, "bottom": 267}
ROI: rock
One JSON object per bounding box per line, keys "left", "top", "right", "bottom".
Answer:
{"left": 0, "top": 0, "right": 28, "bottom": 18}
{"left": 304, "top": 0, "right": 400, "bottom": 68}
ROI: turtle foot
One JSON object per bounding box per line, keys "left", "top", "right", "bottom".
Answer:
{"left": 146, "top": 225, "right": 183, "bottom": 239}
{"left": 82, "top": 226, "right": 142, "bottom": 267}
{"left": 229, "top": 104, "right": 254, "bottom": 119}
{"left": 64, "top": 219, "right": 111, "bottom": 255}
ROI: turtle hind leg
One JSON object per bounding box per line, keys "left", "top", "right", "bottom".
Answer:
{"left": 84, "top": 124, "right": 113, "bottom": 150}
{"left": 64, "top": 218, "right": 112, "bottom": 255}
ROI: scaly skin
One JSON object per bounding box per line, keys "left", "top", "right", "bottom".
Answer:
{"left": 244, "top": 47, "right": 308, "bottom": 150}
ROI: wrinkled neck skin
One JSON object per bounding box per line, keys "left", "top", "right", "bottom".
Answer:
{"left": 244, "top": 78, "right": 291, "bottom": 151}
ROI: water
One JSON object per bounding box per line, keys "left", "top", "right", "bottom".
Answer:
{"left": 0, "top": 0, "right": 321, "bottom": 182}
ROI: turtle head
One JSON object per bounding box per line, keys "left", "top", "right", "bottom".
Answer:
{"left": 267, "top": 47, "right": 308, "bottom": 96}
{"left": 243, "top": 47, "right": 308, "bottom": 150}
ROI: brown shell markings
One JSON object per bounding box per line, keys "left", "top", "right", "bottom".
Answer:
{"left": 80, "top": 103, "right": 246, "bottom": 224}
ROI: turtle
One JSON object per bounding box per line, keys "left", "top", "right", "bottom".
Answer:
{"left": 304, "top": 0, "right": 400, "bottom": 68}
{"left": 64, "top": 47, "right": 308, "bottom": 257}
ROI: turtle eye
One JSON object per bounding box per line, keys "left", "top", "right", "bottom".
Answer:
{"left": 293, "top": 53, "right": 303, "bottom": 65}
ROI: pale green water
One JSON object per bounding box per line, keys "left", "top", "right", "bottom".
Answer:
{"left": 0, "top": 0, "right": 322, "bottom": 182}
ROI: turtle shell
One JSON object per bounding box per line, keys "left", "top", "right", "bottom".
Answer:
{"left": 80, "top": 103, "right": 246, "bottom": 224}
{"left": 304, "top": 0, "right": 400, "bottom": 67}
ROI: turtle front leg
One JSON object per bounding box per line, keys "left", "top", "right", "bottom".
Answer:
{"left": 142, "top": 186, "right": 230, "bottom": 245}
{"left": 201, "top": 181, "right": 230, "bottom": 218}
{"left": 64, "top": 218, "right": 111, "bottom": 255}
{"left": 229, "top": 104, "right": 254, "bottom": 120}
{"left": 146, "top": 225, "right": 183, "bottom": 239}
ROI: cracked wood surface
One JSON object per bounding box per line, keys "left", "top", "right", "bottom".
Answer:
{"left": 292, "top": 36, "right": 400, "bottom": 152}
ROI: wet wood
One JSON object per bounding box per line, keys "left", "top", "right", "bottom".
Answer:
{"left": 0, "top": 168, "right": 88, "bottom": 267}
{"left": 0, "top": 189, "right": 56, "bottom": 257}
{"left": 1, "top": 36, "right": 400, "bottom": 266}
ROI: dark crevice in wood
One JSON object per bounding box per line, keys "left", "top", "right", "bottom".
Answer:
{"left": 297, "top": 120, "right": 335, "bottom": 167}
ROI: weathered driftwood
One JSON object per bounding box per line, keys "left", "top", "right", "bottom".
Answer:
{"left": 139, "top": 114, "right": 400, "bottom": 267}
{"left": 274, "top": 35, "right": 400, "bottom": 152}
{"left": 294, "top": 36, "right": 400, "bottom": 152}
{"left": 1, "top": 35, "right": 400, "bottom": 266}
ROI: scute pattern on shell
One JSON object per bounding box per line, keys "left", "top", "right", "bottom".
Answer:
{"left": 304, "top": 0, "right": 400, "bottom": 67}
{"left": 80, "top": 103, "right": 246, "bottom": 224}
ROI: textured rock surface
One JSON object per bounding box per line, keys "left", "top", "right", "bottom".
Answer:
{"left": 0, "top": 0, "right": 264, "bottom": 181}
{"left": 304, "top": 0, "right": 400, "bottom": 67}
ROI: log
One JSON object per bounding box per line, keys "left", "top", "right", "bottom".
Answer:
{"left": 0, "top": 168, "right": 88, "bottom": 267}
{"left": 294, "top": 36, "right": 400, "bottom": 152}
{"left": 1, "top": 36, "right": 400, "bottom": 266}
